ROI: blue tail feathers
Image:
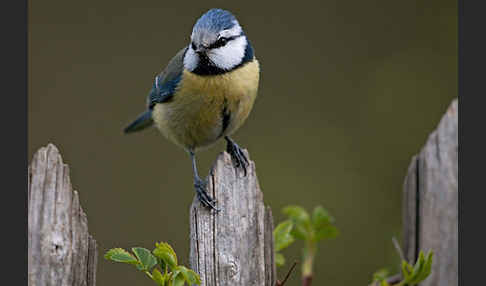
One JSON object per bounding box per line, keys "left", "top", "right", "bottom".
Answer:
{"left": 123, "top": 110, "right": 154, "bottom": 134}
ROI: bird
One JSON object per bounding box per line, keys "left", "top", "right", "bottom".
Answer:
{"left": 123, "top": 8, "right": 260, "bottom": 211}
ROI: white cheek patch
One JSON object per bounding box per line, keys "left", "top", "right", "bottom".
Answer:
{"left": 207, "top": 36, "right": 247, "bottom": 71}
{"left": 183, "top": 46, "right": 199, "bottom": 71}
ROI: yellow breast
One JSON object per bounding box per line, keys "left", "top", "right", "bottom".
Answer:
{"left": 152, "top": 59, "right": 260, "bottom": 150}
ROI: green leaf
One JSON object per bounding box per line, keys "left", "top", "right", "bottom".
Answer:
{"left": 406, "top": 263, "right": 414, "bottom": 274}
{"left": 291, "top": 225, "right": 310, "bottom": 240}
{"left": 406, "top": 250, "right": 434, "bottom": 285}
{"left": 275, "top": 253, "right": 285, "bottom": 267}
{"left": 283, "top": 206, "right": 312, "bottom": 240}
{"left": 401, "top": 260, "right": 411, "bottom": 281}
{"left": 372, "top": 268, "right": 389, "bottom": 282}
{"left": 312, "top": 206, "right": 334, "bottom": 228}
{"left": 104, "top": 248, "right": 139, "bottom": 265}
{"left": 274, "top": 220, "right": 295, "bottom": 252}
{"left": 185, "top": 269, "right": 201, "bottom": 285}
{"left": 132, "top": 247, "right": 158, "bottom": 271}
{"left": 314, "top": 225, "right": 339, "bottom": 241}
{"left": 153, "top": 242, "right": 178, "bottom": 270}
{"left": 380, "top": 281, "right": 390, "bottom": 286}
{"left": 283, "top": 206, "right": 310, "bottom": 224}
{"left": 371, "top": 268, "right": 391, "bottom": 286}
{"left": 157, "top": 257, "right": 167, "bottom": 273}
{"left": 418, "top": 250, "right": 434, "bottom": 281}
{"left": 166, "top": 273, "right": 174, "bottom": 286}
{"left": 152, "top": 269, "right": 166, "bottom": 286}
{"left": 172, "top": 266, "right": 197, "bottom": 285}
{"left": 402, "top": 251, "right": 433, "bottom": 286}
{"left": 174, "top": 266, "right": 201, "bottom": 285}
{"left": 408, "top": 251, "right": 426, "bottom": 284}
{"left": 172, "top": 270, "right": 186, "bottom": 286}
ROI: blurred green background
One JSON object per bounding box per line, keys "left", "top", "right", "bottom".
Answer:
{"left": 28, "top": 0, "right": 457, "bottom": 285}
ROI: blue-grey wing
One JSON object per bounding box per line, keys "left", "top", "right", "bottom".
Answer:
{"left": 147, "top": 47, "right": 187, "bottom": 109}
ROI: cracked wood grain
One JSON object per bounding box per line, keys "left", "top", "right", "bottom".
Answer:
{"left": 189, "top": 150, "right": 276, "bottom": 286}
{"left": 28, "top": 144, "right": 98, "bottom": 286}
{"left": 402, "top": 99, "right": 458, "bottom": 286}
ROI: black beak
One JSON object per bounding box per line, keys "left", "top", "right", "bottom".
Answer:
{"left": 195, "top": 43, "right": 209, "bottom": 55}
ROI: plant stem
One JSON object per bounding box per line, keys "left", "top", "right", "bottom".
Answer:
{"left": 302, "top": 276, "right": 313, "bottom": 286}
{"left": 302, "top": 241, "right": 316, "bottom": 286}
{"left": 392, "top": 237, "right": 406, "bottom": 262}
{"left": 144, "top": 270, "right": 153, "bottom": 280}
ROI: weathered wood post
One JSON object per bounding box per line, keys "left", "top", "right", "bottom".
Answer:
{"left": 189, "top": 150, "right": 276, "bottom": 286}
{"left": 402, "top": 99, "right": 458, "bottom": 286}
{"left": 28, "top": 144, "right": 98, "bottom": 286}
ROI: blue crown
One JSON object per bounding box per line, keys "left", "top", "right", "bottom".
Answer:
{"left": 193, "top": 9, "right": 238, "bottom": 33}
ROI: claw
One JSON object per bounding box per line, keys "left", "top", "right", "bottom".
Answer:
{"left": 194, "top": 178, "right": 220, "bottom": 211}
{"left": 225, "top": 137, "right": 249, "bottom": 176}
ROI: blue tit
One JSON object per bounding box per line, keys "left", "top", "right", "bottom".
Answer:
{"left": 123, "top": 8, "right": 260, "bottom": 211}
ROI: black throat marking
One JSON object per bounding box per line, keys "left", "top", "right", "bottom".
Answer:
{"left": 191, "top": 37, "right": 254, "bottom": 76}
{"left": 219, "top": 98, "right": 231, "bottom": 138}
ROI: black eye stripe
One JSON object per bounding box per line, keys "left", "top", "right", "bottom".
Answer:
{"left": 209, "top": 35, "right": 241, "bottom": 49}
{"left": 209, "top": 38, "right": 228, "bottom": 49}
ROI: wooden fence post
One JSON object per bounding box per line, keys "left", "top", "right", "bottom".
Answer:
{"left": 189, "top": 150, "right": 276, "bottom": 286}
{"left": 26, "top": 100, "right": 456, "bottom": 286}
{"left": 28, "top": 144, "right": 98, "bottom": 286}
{"left": 402, "top": 99, "right": 458, "bottom": 286}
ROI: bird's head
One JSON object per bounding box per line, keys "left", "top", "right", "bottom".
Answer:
{"left": 184, "top": 9, "right": 252, "bottom": 75}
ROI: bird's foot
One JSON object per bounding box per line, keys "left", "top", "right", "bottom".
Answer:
{"left": 194, "top": 177, "right": 220, "bottom": 212}
{"left": 225, "top": 137, "right": 249, "bottom": 176}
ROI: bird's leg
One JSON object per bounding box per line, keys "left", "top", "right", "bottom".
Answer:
{"left": 224, "top": 136, "right": 249, "bottom": 176}
{"left": 189, "top": 151, "right": 220, "bottom": 211}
